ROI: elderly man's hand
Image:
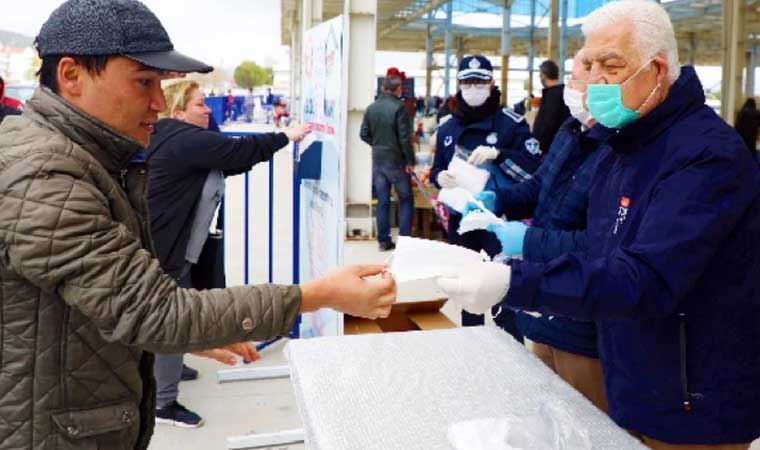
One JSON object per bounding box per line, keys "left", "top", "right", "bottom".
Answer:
{"left": 193, "top": 342, "right": 261, "bottom": 366}
{"left": 436, "top": 261, "right": 512, "bottom": 314}
{"left": 300, "top": 265, "right": 397, "bottom": 319}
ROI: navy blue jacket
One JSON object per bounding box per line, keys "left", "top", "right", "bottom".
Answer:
{"left": 492, "top": 118, "right": 612, "bottom": 358}
{"left": 506, "top": 67, "right": 760, "bottom": 444}
{"left": 431, "top": 108, "right": 541, "bottom": 192}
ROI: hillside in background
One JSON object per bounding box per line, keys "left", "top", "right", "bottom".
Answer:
{"left": 0, "top": 29, "right": 33, "bottom": 48}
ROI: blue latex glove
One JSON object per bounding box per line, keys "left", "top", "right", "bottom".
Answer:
{"left": 486, "top": 221, "right": 528, "bottom": 256}
{"left": 461, "top": 191, "right": 497, "bottom": 218}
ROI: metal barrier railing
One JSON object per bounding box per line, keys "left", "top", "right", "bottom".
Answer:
{"left": 221, "top": 131, "right": 300, "bottom": 338}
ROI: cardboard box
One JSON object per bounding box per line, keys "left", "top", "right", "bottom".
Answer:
{"left": 344, "top": 299, "right": 456, "bottom": 335}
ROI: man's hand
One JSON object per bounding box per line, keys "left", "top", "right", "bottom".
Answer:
{"left": 437, "top": 170, "right": 458, "bottom": 189}
{"left": 192, "top": 342, "right": 261, "bottom": 366}
{"left": 300, "top": 265, "right": 397, "bottom": 319}
{"left": 485, "top": 221, "right": 528, "bottom": 256}
{"left": 436, "top": 261, "right": 512, "bottom": 314}
{"left": 283, "top": 123, "right": 311, "bottom": 143}
{"left": 461, "top": 191, "right": 497, "bottom": 218}
{"left": 467, "top": 145, "right": 499, "bottom": 165}
{"left": 405, "top": 164, "right": 415, "bottom": 175}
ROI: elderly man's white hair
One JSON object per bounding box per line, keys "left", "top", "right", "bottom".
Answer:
{"left": 582, "top": 0, "right": 680, "bottom": 83}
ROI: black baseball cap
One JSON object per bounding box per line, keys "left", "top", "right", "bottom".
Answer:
{"left": 36, "top": 0, "right": 213, "bottom": 74}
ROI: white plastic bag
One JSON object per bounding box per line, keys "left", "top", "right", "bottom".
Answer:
{"left": 438, "top": 187, "right": 475, "bottom": 213}
{"left": 458, "top": 210, "right": 505, "bottom": 234}
{"left": 448, "top": 156, "right": 490, "bottom": 194}
{"left": 448, "top": 403, "right": 592, "bottom": 450}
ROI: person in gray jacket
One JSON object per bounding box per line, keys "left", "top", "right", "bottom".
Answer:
{"left": 360, "top": 74, "right": 415, "bottom": 251}
{"left": 0, "top": 1, "right": 396, "bottom": 449}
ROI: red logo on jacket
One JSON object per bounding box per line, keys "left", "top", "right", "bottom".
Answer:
{"left": 614, "top": 196, "right": 630, "bottom": 235}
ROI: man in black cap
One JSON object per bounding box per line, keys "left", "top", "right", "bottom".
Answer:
{"left": 360, "top": 73, "right": 415, "bottom": 251}
{"left": 0, "top": 1, "right": 396, "bottom": 449}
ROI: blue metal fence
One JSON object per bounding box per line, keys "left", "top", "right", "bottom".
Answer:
{"left": 221, "top": 131, "right": 301, "bottom": 338}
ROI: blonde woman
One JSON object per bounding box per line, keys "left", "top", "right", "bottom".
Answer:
{"left": 146, "top": 80, "right": 309, "bottom": 427}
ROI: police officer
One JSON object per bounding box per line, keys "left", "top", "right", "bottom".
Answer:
{"left": 430, "top": 55, "right": 542, "bottom": 334}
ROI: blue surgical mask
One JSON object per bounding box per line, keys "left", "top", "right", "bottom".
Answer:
{"left": 587, "top": 60, "right": 659, "bottom": 129}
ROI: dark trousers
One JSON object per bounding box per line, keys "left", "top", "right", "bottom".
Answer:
{"left": 373, "top": 164, "right": 413, "bottom": 244}
{"left": 154, "top": 267, "right": 192, "bottom": 408}
{"left": 447, "top": 213, "right": 523, "bottom": 343}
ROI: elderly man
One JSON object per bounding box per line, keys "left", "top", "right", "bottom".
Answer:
{"left": 0, "top": 1, "right": 395, "bottom": 449}
{"left": 437, "top": 1, "right": 760, "bottom": 449}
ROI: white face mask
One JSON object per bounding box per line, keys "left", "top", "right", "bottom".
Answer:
{"left": 563, "top": 85, "right": 592, "bottom": 125}
{"left": 461, "top": 84, "right": 491, "bottom": 107}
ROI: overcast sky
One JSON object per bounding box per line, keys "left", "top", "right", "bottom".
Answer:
{"left": 0, "top": 0, "right": 289, "bottom": 70}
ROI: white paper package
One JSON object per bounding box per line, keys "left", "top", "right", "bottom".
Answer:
{"left": 388, "top": 236, "right": 487, "bottom": 282}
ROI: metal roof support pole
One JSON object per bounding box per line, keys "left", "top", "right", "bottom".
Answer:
{"left": 746, "top": 43, "right": 756, "bottom": 97}
{"left": 289, "top": 5, "right": 302, "bottom": 122}
{"left": 345, "top": 0, "right": 377, "bottom": 238}
{"left": 425, "top": 17, "right": 434, "bottom": 114}
{"left": 721, "top": 0, "right": 745, "bottom": 124}
{"left": 302, "top": 0, "right": 323, "bottom": 28}
{"left": 312, "top": 0, "right": 323, "bottom": 25}
{"left": 302, "top": 0, "right": 311, "bottom": 31}
{"left": 501, "top": 0, "right": 512, "bottom": 106}
{"left": 527, "top": 0, "right": 536, "bottom": 108}
{"left": 688, "top": 32, "right": 697, "bottom": 67}
{"left": 547, "top": 0, "right": 560, "bottom": 63}
{"left": 558, "top": 0, "right": 569, "bottom": 80}
{"left": 456, "top": 36, "right": 465, "bottom": 66}
{"left": 444, "top": 0, "right": 453, "bottom": 99}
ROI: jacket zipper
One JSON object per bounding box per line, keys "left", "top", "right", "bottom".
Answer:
{"left": 123, "top": 162, "right": 157, "bottom": 256}
{"left": 678, "top": 312, "right": 692, "bottom": 412}
{"left": 120, "top": 168, "right": 128, "bottom": 189}
{"left": 60, "top": 306, "right": 70, "bottom": 407}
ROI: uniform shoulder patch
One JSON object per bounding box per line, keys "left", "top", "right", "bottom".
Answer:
{"left": 502, "top": 108, "right": 525, "bottom": 123}
{"left": 524, "top": 137, "right": 541, "bottom": 155}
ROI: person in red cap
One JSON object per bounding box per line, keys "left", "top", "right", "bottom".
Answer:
{"left": 0, "top": 75, "right": 22, "bottom": 122}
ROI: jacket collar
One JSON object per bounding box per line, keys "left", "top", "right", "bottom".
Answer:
{"left": 380, "top": 92, "right": 401, "bottom": 102}
{"left": 25, "top": 87, "right": 144, "bottom": 173}
{"left": 453, "top": 113, "right": 496, "bottom": 131}
{"left": 585, "top": 121, "right": 617, "bottom": 145}
{"left": 541, "top": 83, "right": 564, "bottom": 95}
{"left": 560, "top": 118, "right": 614, "bottom": 153}
{"left": 606, "top": 66, "right": 705, "bottom": 154}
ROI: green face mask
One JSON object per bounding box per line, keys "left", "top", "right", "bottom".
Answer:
{"left": 587, "top": 60, "right": 659, "bottom": 129}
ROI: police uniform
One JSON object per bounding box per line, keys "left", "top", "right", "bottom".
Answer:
{"left": 430, "top": 55, "right": 542, "bottom": 331}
